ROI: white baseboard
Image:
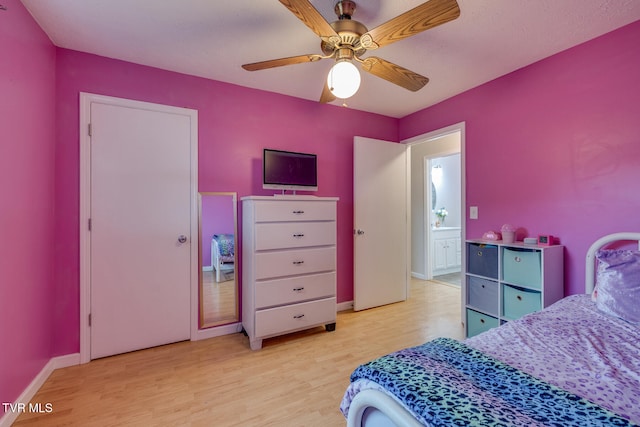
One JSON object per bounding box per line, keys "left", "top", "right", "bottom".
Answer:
{"left": 411, "top": 272, "right": 428, "bottom": 280}
{"left": 337, "top": 300, "right": 354, "bottom": 312}
{"left": 0, "top": 353, "right": 79, "bottom": 427}
{"left": 192, "top": 322, "right": 242, "bottom": 341}
{"left": 202, "top": 266, "right": 213, "bottom": 272}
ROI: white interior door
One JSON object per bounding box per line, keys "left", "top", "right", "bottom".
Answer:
{"left": 354, "top": 137, "right": 409, "bottom": 311}
{"left": 89, "top": 100, "right": 193, "bottom": 359}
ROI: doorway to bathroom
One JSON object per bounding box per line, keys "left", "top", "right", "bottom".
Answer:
{"left": 429, "top": 153, "right": 462, "bottom": 286}
{"left": 406, "top": 125, "right": 463, "bottom": 286}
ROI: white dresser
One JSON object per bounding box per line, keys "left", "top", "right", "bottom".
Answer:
{"left": 241, "top": 195, "right": 338, "bottom": 350}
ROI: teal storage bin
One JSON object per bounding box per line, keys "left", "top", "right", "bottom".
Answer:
{"left": 502, "top": 247, "right": 541, "bottom": 289}
{"left": 502, "top": 284, "right": 541, "bottom": 320}
{"left": 466, "top": 308, "right": 499, "bottom": 338}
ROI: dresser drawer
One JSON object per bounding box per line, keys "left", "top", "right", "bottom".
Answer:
{"left": 466, "top": 276, "right": 498, "bottom": 315}
{"left": 466, "top": 308, "right": 499, "bottom": 338}
{"left": 255, "top": 297, "right": 336, "bottom": 338}
{"left": 254, "top": 222, "right": 335, "bottom": 250}
{"left": 254, "top": 200, "right": 336, "bottom": 222}
{"left": 502, "top": 248, "right": 541, "bottom": 289}
{"left": 255, "top": 272, "right": 335, "bottom": 309}
{"left": 502, "top": 284, "right": 541, "bottom": 320}
{"left": 255, "top": 247, "right": 335, "bottom": 280}
{"left": 467, "top": 243, "right": 498, "bottom": 279}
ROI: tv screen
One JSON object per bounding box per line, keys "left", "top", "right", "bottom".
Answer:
{"left": 263, "top": 149, "right": 318, "bottom": 192}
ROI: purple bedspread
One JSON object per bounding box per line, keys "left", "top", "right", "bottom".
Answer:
{"left": 466, "top": 294, "right": 640, "bottom": 424}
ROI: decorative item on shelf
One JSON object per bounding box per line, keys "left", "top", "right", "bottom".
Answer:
{"left": 537, "top": 234, "right": 554, "bottom": 246}
{"left": 501, "top": 224, "right": 517, "bottom": 243}
{"left": 482, "top": 231, "right": 501, "bottom": 241}
{"left": 524, "top": 237, "right": 538, "bottom": 245}
{"left": 435, "top": 207, "right": 448, "bottom": 227}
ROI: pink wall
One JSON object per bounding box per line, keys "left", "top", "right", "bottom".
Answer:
{"left": 400, "top": 21, "right": 640, "bottom": 296}
{"left": 0, "top": 0, "right": 57, "bottom": 409}
{"left": 53, "top": 49, "right": 399, "bottom": 355}
{"left": 6, "top": 3, "right": 638, "bottom": 405}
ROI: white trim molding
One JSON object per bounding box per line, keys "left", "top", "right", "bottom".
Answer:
{"left": 192, "top": 322, "right": 243, "bottom": 341}
{"left": 0, "top": 354, "right": 79, "bottom": 427}
{"left": 337, "top": 300, "right": 354, "bottom": 312}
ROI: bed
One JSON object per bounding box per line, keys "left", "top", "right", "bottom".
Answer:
{"left": 211, "top": 233, "right": 235, "bottom": 283}
{"left": 341, "top": 232, "right": 640, "bottom": 426}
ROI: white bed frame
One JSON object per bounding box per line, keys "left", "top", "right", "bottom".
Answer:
{"left": 346, "top": 232, "right": 640, "bottom": 427}
{"left": 211, "top": 237, "right": 234, "bottom": 283}
{"left": 584, "top": 232, "right": 640, "bottom": 293}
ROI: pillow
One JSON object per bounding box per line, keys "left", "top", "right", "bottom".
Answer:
{"left": 213, "top": 234, "right": 235, "bottom": 257}
{"left": 594, "top": 249, "right": 640, "bottom": 325}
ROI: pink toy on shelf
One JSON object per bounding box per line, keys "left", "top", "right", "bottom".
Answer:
{"left": 482, "top": 231, "right": 501, "bottom": 241}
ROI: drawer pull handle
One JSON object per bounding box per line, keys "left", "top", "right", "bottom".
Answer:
{"left": 293, "top": 287, "right": 305, "bottom": 292}
{"left": 477, "top": 251, "right": 482, "bottom": 257}
{"left": 292, "top": 210, "right": 305, "bottom": 215}
{"left": 517, "top": 295, "right": 522, "bottom": 301}
{"left": 480, "top": 318, "right": 485, "bottom": 324}
{"left": 514, "top": 256, "right": 522, "bottom": 262}
{"left": 293, "top": 233, "right": 305, "bottom": 238}
{"left": 293, "top": 260, "right": 305, "bottom": 265}
{"left": 293, "top": 314, "right": 305, "bottom": 319}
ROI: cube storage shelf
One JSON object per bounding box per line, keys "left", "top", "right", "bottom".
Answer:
{"left": 464, "top": 239, "right": 564, "bottom": 338}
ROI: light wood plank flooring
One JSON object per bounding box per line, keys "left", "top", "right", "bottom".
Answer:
{"left": 14, "top": 279, "right": 462, "bottom": 426}
{"left": 201, "top": 270, "right": 237, "bottom": 327}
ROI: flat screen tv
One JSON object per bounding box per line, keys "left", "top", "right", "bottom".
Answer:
{"left": 263, "top": 148, "right": 318, "bottom": 192}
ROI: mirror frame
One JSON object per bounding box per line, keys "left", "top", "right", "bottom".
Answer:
{"left": 198, "top": 191, "right": 239, "bottom": 329}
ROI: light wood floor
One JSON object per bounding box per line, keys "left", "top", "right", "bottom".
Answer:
{"left": 15, "top": 279, "right": 462, "bottom": 426}
{"left": 201, "top": 270, "right": 237, "bottom": 327}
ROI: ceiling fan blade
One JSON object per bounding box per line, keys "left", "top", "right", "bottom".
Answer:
{"left": 278, "top": 0, "right": 339, "bottom": 41}
{"left": 242, "top": 54, "right": 324, "bottom": 71}
{"left": 320, "top": 81, "right": 337, "bottom": 103}
{"left": 360, "top": 57, "right": 429, "bottom": 92}
{"left": 359, "top": 0, "right": 460, "bottom": 50}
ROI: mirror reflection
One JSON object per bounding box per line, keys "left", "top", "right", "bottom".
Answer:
{"left": 199, "top": 192, "right": 238, "bottom": 328}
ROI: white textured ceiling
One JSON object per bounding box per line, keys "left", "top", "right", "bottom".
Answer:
{"left": 20, "top": 0, "right": 640, "bottom": 118}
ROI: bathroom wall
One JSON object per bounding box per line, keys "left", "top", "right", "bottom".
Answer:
{"left": 431, "top": 153, "right": 461, "bottom": 228}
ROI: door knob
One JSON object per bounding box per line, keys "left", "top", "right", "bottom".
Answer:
{"left": 177, "top": 235, "right": 188, "bottom": 243}
{"left": 356, "top": 229, "right": 365, "bottom": 235}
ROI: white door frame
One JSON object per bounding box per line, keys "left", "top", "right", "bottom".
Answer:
{"left": 425, "top": 156, "right": 435, "bottom": 280}
{"left": 403, "top": 122, "right": 466, "bottom": 323}
{"left": 79, "top": 93, "right": 199, "bottom": 364}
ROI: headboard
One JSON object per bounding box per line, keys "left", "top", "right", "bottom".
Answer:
{"left": 585, "top": 232, "right": 640, "bottom": 293}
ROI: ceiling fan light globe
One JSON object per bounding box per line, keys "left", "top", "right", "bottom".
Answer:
{"left": 327, "top": 61, "right": 361, "bottom": 99}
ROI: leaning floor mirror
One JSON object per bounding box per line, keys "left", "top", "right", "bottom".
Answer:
{"left": 198, "top": 192, "right": 239, "bottom": 328}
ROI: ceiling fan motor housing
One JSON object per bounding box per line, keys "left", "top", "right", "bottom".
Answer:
{"left": 334, "top": 1, "right": 357, "bottom": 20}
{"left": 321, "top": 19, "right": 368, "bottom": 56}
